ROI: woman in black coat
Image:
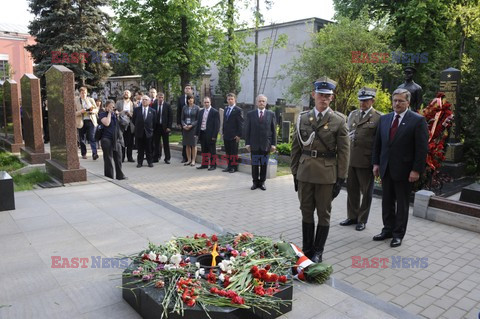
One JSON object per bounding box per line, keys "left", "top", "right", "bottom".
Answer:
{"left": 181, "top": 94, "right": 200, "bottom": 166}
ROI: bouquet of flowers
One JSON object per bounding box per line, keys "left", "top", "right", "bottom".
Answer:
{"left": 121, "top": 232, "right": 332, "bottom": 318}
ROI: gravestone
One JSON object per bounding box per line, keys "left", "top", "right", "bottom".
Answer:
{"left": 1, "top": 79, "right": 24, "bottom": 153}
{"left": 282, "top": 121, "right": 291, "bottom": 143}
{"left": 439, "top": 67, "right": 465, "bottom": 179}
{"left": 44, "top": 65, "right": 86, "bottom": 183}
{"left": 20, "top": 74, "right": 50, "bottom": 164}
{"left": 459, "top": 183, "right": 480, "bottom": 205}
{"left": 0, "top": 171, "right": 15, "bottom": 211}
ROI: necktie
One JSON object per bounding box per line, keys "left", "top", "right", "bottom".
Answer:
{"left": 259, "top": 110, "right": 264, "bottom": 122}
{"left": 361, "top": 111, "right": 366, "bottom": 118}
{"left": 143, "top": 107, "right": 147, "bottom": 120}
{"left": 226, "top": 107, "right": 231, "bottom": 118}
{"left": 317, "top": 112, "right": 323, "bottom": 122}
{"left": 159, "top": 103, "right": 163, "bottom": 124}
{"left": 389, "top": 114, "right": 400, "bottom": 141}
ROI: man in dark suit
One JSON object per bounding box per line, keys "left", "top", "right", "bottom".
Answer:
{"left": 177, "top": 84, "right": 193, "bottom": 163}
{"left": 245, "top": 94, "right": 277, "bottom": 190}
{"left": 196, "top": 97, "right": 220, "bottom": 170}
{"left": 132, "top": 95, "right": 157, "bottom": 168}
{"left": 152, "top": 92, "right": 173, "bottom": 164}
{"left": 372, "top": 88, "right": 428, "bottom": 247}
{"left": 222, "top": 93, "right": 244, "bottom": 173}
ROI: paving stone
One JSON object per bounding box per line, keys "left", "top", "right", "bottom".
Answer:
{"left": 454, "top": 297, "right": 477, "bottom": 312}
{"left": 426, "top": 286, "right": 448, "bottom": 298}
{"left": 421, "top": 304, "right": 445, "bottom": 318}
{"left": 403, "top": 303, "right": 424, "bottom": 315}
{"left": 413, "top": 294, "right": 436, "bottom": 308}
{"left": 433, "top": 295, "right": 457, "bottom": 310}
{"left": 391, "top": 293, "right": 417, "bottom": 307}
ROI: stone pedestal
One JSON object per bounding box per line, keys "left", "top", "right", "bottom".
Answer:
{"left": 0, "top": 171, "right": 15, "bottom": 211}
{"left": 282, "top": 121, "right": 291, "bottom": 143}
{"left": 1, "top": 79, "right": 24, "bottom": 153}
{"left": 20, "top": 74, "right": 50, "bottom": 164}
{"left": 45, "top": 65, "right": 86, "bottom": 183}
{"left": 413, "top": 190, "right": 435, "bottom": 219}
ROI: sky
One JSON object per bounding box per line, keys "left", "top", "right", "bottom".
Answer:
{"left": 3, "top": 0, "right": 335, "bottom": 28}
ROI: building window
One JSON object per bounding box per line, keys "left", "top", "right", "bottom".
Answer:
{"left": 0, "top": 54, "right": 9, "bottom": 81}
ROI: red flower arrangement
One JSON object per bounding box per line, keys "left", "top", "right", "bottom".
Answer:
{"left": 419, "top": 92, "right": 454, "bottom": 190}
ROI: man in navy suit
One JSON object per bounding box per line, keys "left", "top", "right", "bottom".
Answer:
{"left": 152, "top": 92, "right": 173, "bottom": 164}
{"left": 132, "top": 95, "right": 157, "bottom": 168}
{"left": 245, "top": 94, "right": 277, "bottom": 190}
{"left": 372, "top": 88, "right": 428, "bottom": 247}
{"left": 222, "top": 93, "right": 244, "bottom": 173}
{"left": 196, "top": 97, "right": 220, "bottom": 170}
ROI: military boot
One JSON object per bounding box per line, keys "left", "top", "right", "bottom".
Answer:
{"left": 302, "top": 222, "right": 315, "bottom": 258}
{"left": 311, "top": 225, "right": 330, "bottom": 263}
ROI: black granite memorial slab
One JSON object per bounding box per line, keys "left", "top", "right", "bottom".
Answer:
{"left": 459, "top": 183, "right": 480, "bottom": 205}
{"left": 0, "top": 171, "right": 15, "bottom": 211}
{"left": 122, "top": 260, "right": 292, "bottom": 319}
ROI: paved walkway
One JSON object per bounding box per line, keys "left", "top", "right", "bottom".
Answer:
{"left": 0, "top": 145, "right": 478, "bottom": 318}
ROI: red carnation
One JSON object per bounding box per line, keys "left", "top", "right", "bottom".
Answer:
{"left": 232, "top": 296, "right": 245, "bottom": 305}
{"left": 211, "top": 234, "right": 218, "bottom": 242}
{"left": 250, "top": 266, "right": 259, "bottom": 273}
{"left": 265, "top": 265, "right": 271, "bottom": 271}
{"left": 279, "top": 275, "right": 287, "bottom": 283}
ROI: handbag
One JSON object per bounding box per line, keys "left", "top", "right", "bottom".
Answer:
{"left": 95, "top": 124, "right": 103, "bottom": 141}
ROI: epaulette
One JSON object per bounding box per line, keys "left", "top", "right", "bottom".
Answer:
{"left": 334, "top": 110, "right": 347, "bottom": 120}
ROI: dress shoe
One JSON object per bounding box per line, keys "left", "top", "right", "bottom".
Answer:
{"left": 222, "top": 167, "right": 231, "bottom": 172}
{"left": 184, "top": 162, "right": 191, "bottom": 166}
{"left": 81, "top": 155, "right": 87, "bottom": 159}
{"left": 228, "top": 168, "right": 236, "bottom": 173}
{"left": 92, "top": 153, "right": 99, "bottom": 160}
{"left": 259, "top": 184, "right": 266, "bottom": 191}
{"left": 148, "top": 163, "right": 154, "bottom": 168}
{"left": 197, "top": 166, "right": 208, "bottom": 169}
{"left": 164, "top": 160, "right": 170, "bottom": 164}
{"left": 373, "top": 232, "right": 393, "bottom": 241}
{"left": 117, "top": 176, "right": 128, "bottom": 180}
{"left": 339, "top": 218, "right": 357, "bottom": 226}
{"left": 251, "top": 184, "right": 258, "bottom": 190}
{"left": 355, "top": 223, "right": 366, "bottom": 231}
{"left": 128, "top": 159, "right": 135, "bottom": 163}
{"left": 208, "top": 166, "right": 216, "bottom": 171}
{"left": 181, "top": 159, "right": 187, "bottom": 163}
{"left": 390, "top": 238, "right": 402, "bottom": 247}
{"left": 136, "top": 164, "right": 142, "bottom": 168}
{"left": 153, "top": 159, "right": 159, "bottom": 163}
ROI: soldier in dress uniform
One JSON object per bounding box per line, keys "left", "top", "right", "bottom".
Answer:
{"left": 291, "top": 76, "right": 350, "bottom": 263}
{"left": 340, "top": 87, "right": 382, "bottom": 231}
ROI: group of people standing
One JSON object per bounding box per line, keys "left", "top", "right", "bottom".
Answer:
{"left": 291, "top": 75, "right": 428, "bottom": 265}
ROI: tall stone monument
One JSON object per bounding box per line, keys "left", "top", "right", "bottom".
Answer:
{"left": 20, "top": 74, "right": 50, "bottom": 164}
{"left": 44, "top": 65, "right": 86, "bottom": 183}
{"left": 439, "top": 67, "right": 465, "bottom": 179}
{"left": 1, "top": 79, "right": 24, "bottom": 153}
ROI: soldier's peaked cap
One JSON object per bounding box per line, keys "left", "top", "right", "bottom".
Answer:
{"left": 314, "top": 76, "right": 337, "bottom": 94}
{"left": 358, "top": 87, "right": 377, "bottom": 100}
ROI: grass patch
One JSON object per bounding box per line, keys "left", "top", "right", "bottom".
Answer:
{"left": 13, "top": 169, "right": 51, "bottom": 191}
{"left": 0, "top": 149, "right": 25, "bottom": 172}
{"left": 276, "top": 162, "right": 292, "bottom": 177}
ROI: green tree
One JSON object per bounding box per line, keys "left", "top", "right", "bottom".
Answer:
{"left": 27, "top": 0, "right": 112, "bottom": 88}
{"left": 111, "top": 0, "right": 214, "bottom": 95}
{"left": 284, "top": 17, "right": 397, "bottom": 114}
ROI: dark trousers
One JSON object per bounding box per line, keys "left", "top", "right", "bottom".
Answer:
{"left": 122, "top": 128, "right": 134, "bottom": 161}
{"left": 137, "top": 132, "right": 153, "bottom": 165}
{"left": 199, "top": 131, "right": 216, "bottom": 167}
{"left": 381, "top": 170, "right": 412, "bottom": 239}
{"left": 101, "top": 138, "right": 124, "bottom": 179}
{"left": 78, "top": 120, "right": 97, "bottom": 156}
{"left": 251, "top": 149, "right": 269, "bottom": 184}
{"left": 224, "top": 138, "right": 239, "bottom": 169}
{"left": 346, "top": 166, "right": 375, "bottom": 223}
{"left": 153, "top": 126, "right": 171, "bottom": 161}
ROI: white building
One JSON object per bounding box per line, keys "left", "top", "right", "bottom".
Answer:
{"left": 208, "top": 17, "right": 332, "bottom": 106}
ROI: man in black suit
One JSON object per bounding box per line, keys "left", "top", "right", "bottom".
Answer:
{"left": 152, "top": 92, "right": 173, "bottom": 164}
{"left": 372, "top": 88, "right": 428, "bottom": 247}
{"left": 177, "top": 84, "right": 193, "bottom": 163}
{"left": 132, "top": 95, "right": 157, "bottom": 168}
{"left": 245, "top": 94, "right": 277, "bottom": 190}
{"left": 196, "top": 97, "right": 220, "bottom": 170}
{"left": 222, "top": 93, "right": 244, "bottom": 173}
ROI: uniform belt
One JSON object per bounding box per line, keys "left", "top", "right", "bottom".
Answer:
{"left": 302, "top": 150, "right": 336, "bottom": 158}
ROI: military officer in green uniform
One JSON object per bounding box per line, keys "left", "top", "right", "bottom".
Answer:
{"left": 340, "top": 87, "right": 382, "bottom": 231}
{"left": 291, "top": 76, "right": 350, "bottom": 263}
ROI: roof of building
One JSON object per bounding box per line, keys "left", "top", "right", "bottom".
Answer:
{"left": 0, "top": 23, "right": 30, "bottom": 35}
{"left": 238, "top": 17, "right": 334, "bottom": 33}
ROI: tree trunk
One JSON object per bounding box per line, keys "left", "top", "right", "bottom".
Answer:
{"left": 226, "top": 0, "right": 237, "bottom": 94}
{"left": 253, "top": 0, "right": 260, "bottom": 104}
{"left": 180, "top": 14, "right": 191, "bottom": 91}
